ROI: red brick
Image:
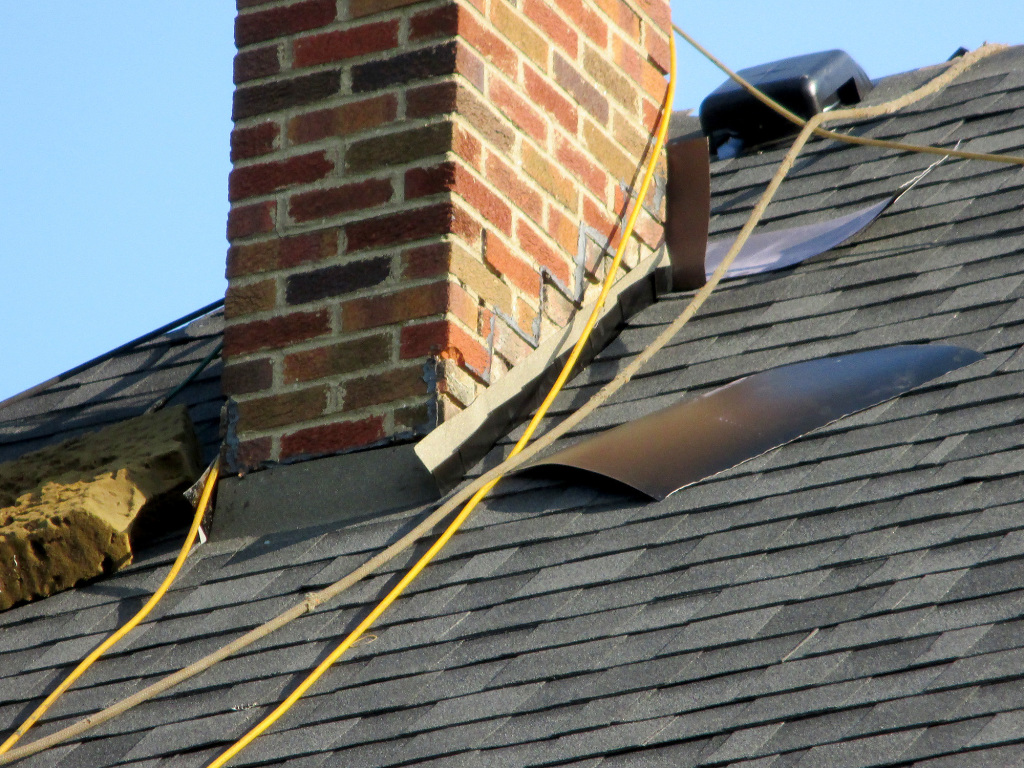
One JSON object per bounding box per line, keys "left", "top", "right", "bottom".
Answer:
{"left": 613, "top": 33, "right": 643, "bottom": 82}
{"left": 224, "top": 310, "right": 331, "bottom": 356}
{"left": 283, "top": 333, "right": 391, "bottom": 383}
{"left": 293, "top": 20, "right": 399, "bottom": 68}
{"left": 548, "top": 204, "right": 580, "bottom": 256}
{"left": 402, "top": 243, "right": 452, "bottom": 280}
{"left": 453, "top": 124, "right": 482, "bottom": 168}
{"left": 552, "top": 0, "right": 608, "bottom": 48}
{"left": 641, "top": 59, "right": 669, "bottom": 103}
{"left": 230, "top": 122, "right": 280, "bottom": 162}
{"left": 289, "top": 178, "right": 393, "bottom": 223}
{"left": 457, "top": 7, "right": 518, "bottom": 73}
{"left": 233, "top": 45, "right": 280, "bottom": 84}
{"left": 645, "top": 25, "right": 671, "bottom": 76}
{"left": 227, "top": 201, "right": 276, "bottom": 240}
{"left": 280, "top": 417, "right": 385, "bottom": 459}
{"left": 490, "top": 77, "right": 547, "bottom": 145}
{"left": 484, "top": 233, "right": 541, "bottom": 295}
{"left": 595, "top": 0, "right": 640, "bottom": 40}
{"left": 637, "top": 0, "right": 672, "bottom": 34}
{"left": 454, "top": 165, "right": 513, "bottom": 237}
{"left": 400, "top": 320, "right": 491, "bottom": 379}
{"left": 342, "top": 281, "right": 449, "bottom": 331}
{"left": 229, "top": 151, "right": 333, "bottom": 202}
{"left": 518, "top": 218, "right": 570, "bottom": 286}
{"left": 524, "top": 66, "right": 577, "bottom": 134}
{"left": 343, "top": 366, "right": 427, "bottom": 411}
{"left": 409, "top": 3, "right": 459, "bottom": 41}
{"left": 289, "top": 95, "right": 397, "bottom": 144}
{"left": 522, "top": 0, "right": 577, "bottom": 57}
{"left": 485, "top": 153, "right": 542, "bottom": 225}
{"left": 236, "top": 386, "right": 328, "bottom": 431}
{"left": 235, "top": 0, "right": 336, "bottom": 47}
{"left": 584, "top": 195, "right": 620, "bottom": 248}
{"left": 556, "top": 136, "right": 608, "bottom": 196}
{"left": 345, "top": 203, "right": 454, "bottom": 253}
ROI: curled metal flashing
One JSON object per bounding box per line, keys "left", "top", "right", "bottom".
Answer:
{"left": 704, "top": 198, "right": 893, "bottom": 281}
{"left": 526, "top": 345, "right": 983, "bottom": 500}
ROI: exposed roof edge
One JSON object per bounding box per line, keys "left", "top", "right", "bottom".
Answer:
{"left": 416, "top": 246, "right": 673, "bottom": 491}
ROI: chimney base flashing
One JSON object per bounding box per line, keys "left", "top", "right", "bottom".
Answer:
{"left": 211, "top": 443, "right": 440, "bottom": 540}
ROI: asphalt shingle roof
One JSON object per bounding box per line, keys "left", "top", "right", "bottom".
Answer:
{"left": 3, "top": 47, "right": 1024, "bottom": 768}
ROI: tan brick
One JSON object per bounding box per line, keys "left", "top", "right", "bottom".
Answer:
{"left": 523, "top": 143, "right": 577, "bottom": 211}
{"left": 450, "top": 241, "right": 513, "bottom": 317}
{"left": 583, "top": 44, "right": 638, "bottom": 113}
{"left": 582, "top": 119, "right": 636, "bottom": 183}
{"left": 490, "top": 0, "right": 548, "bottom": 68}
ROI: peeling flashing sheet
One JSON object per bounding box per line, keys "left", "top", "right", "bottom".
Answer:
{"left": 527, "top": 345, "right": 983, "bottom": 500}
{"left": 704, "top": 199, "right": 892, "bottom": 280}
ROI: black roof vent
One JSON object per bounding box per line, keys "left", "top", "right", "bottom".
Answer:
{"left": 700, "top": 49, "right": 872, "bottom": 154}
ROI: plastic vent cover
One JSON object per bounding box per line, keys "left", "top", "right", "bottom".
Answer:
{"left": 700, "top": 49, "right": 873, "bottom": 152}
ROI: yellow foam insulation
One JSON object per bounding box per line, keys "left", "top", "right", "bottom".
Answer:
{"left": 0, "top": 405, "right": 203, "bottom": 611}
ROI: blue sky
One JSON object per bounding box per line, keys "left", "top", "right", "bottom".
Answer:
{"left": 0, "top": 1, "right": 1021, "bottom": 401}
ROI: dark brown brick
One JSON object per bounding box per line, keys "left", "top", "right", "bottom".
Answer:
{"left": 235, "top": 0, "right": 336, "bottom": 47}
{"left": 283, "top": 333, "right": 391, "bottom": 383}
{"left": 351, "top": 42, "right": 458, "bottom": 93}
{"left": 289, "top": 178, "right": 393, "bottom": 222}
{"left": 346, "top": 123, "right": 453, "bottom": 174}
{"left": 236, "top": 386, "right": 328, "bottom": 431}
{"left": 222, "top": 358, "right": 274, "bottom": 396}
{"left": 280, "top": 416, "right": 385, "bottom": 459}
{"left": 233, "top": 45, "right": 280, "bottom": 84}
{"left": 285, "top": 257, "right": 391, "bottom": 304}
{"left": 406, "top": 81, "right": 458, "bottom": 119}
{"left": 343, "top": 366, "right": 426, "bottom": 411}
{"left": 233, "top": 70, "right": 340, "bottom": 121}
{"left": 344, "top": 203, "right": 453, "bottom": 253}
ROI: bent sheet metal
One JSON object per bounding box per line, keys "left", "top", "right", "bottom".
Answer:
{"left": 525, "top": 345, "right": 983, "bottom": 500}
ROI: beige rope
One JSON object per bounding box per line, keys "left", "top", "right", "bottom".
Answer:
{"left": 0, "top": 37, "right": 1007, "bottom": 768}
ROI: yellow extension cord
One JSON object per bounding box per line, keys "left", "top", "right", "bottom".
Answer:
{"left": 0, "top": 458, "right": 221, "bottom": 756}
{"left": 5, "top": 25, "right": 1024, "bottom": 768}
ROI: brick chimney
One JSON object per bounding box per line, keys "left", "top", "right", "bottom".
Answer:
{"left": 222, "top": 0, "right": 671, "bottom": 473}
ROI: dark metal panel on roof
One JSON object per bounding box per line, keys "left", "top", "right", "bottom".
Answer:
{"left": 528, "top": 346, "right": 983, "bottom": 500}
